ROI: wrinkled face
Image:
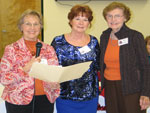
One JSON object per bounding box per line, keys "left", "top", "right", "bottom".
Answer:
{"left": 21, "top": 15, "right": 41, "bottom": 41}
{"left": 70, "top": 13, "right": 90, "bottom": 33}
{"left": 147, "top": 40, "right": 150, "bottom": 54}
{"left": 106, "top": 8, "right": 126, "bottom": 32}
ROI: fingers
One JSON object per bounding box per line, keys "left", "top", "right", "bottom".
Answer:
{"left": 31, "top": 56, "right": 41, "bottom": 62}
{"left": 139, "top": 96, "right": 150, "bottom": 110}
{"left": 50, "top": 82, "right": 60, "bottom": 89}
{"left": 23, "top": 56, "right": 41, "bottom": 73}
{"left": 34, "top": 56, "right": 41, "bottom": 62}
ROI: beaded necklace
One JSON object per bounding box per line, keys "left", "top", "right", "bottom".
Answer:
{"left": 24, "top": 40, "right": 37, "bottom": 56}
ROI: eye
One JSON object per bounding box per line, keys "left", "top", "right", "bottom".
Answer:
{"left": 25, "top": 22, "right": 31, "bottom": 26}
{"left": 33, "top": 23, "right": 40, "bottom": 26}
{"left": 107, "top": 15, "right": 112, "bottom": 18}
{"left": 115, "top": 15, "right": 121, "bottom": 18}
{"left": 83, "top": 18, "right": 89, "bottom": 21}
{"left": 74, "top": 17, "right": 80, "bottom": 20}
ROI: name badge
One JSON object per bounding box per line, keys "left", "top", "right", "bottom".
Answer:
{"left": 40, "top": 58, "right": 48, "bottom": 64}
{"left": 78, "top": 45, "right": 91, "bottom": 54}
{"left": 118, "top": 38, "right": 128, "bottom": 46}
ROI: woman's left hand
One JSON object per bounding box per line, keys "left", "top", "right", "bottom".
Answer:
{"left": 49, "top": 82, "right": 60, "bottom": 90}
{"left": 139, "top": 96, "right": 150, "bottom": 110}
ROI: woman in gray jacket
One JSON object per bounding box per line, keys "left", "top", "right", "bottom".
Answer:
{"left": 99, "top": 2, "right": 150, "bottom": 113}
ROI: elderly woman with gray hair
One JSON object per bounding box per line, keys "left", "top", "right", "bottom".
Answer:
{"left": 0, "top": 9, "right": 60, "bottom": 113}
{"left": 99, "top": 2, "right": 150, "bottom": 113}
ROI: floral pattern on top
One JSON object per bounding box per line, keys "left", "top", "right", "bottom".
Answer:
{"left": 0, "top": 37, "right": 60, "bottom": 105}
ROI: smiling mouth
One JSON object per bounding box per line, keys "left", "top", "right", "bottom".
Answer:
{"left": 110, "top": 22, "right": 118, "bottom": 25}
{"left": 78, "top": 26, "right": 84, "bottom": 28}
{"left": 28, "top": 31, "right": 36, "bottom": 34}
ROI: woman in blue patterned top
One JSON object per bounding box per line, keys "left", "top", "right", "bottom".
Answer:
{"left": 145, "top": 36, "right": 150, "bottom": 63}
{"left": 51, "top": 4, "right": 100, "bottom": 113}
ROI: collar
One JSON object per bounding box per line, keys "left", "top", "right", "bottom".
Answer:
{"left": 103, "top": 23, "right": 130, "bottom": 40}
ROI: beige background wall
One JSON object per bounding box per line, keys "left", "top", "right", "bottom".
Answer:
{"left": 44, "top": 0, "right": 150, "bottom": 44}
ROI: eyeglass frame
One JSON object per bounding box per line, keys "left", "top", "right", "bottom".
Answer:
{"left": 23, "top": 22, "right": 41, "bottom": 27}
{"left": 106, "top": 14, "right": 124, "bottom": 20}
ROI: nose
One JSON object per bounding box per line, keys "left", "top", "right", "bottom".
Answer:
{"left": 30, "top": 24, "right": 38, "bottom": 29}
{"left": 111, "top": 16, "right": 117, "bottom": 21}
{"left": 79, "top": 20, "right": 84, "bottom": 24}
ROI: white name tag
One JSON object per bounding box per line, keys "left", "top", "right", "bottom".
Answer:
{"left": 78, "top": 45, "right": 91, "bottom": 54}
{"left": 40, "top": 59, "right": 48, "bottom": 64}
{"left": 118, "top": 38, "right": 128, "bottom": 46}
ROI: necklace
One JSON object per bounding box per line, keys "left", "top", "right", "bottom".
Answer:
{"left": 25, "top": 40, "right": 37, "bottom": 56}
{"left": 26, "top": 44, "right": 36, "bottom": 56}
{"left": 110, "top": 32, "right": 118, "bottom": 46}
{"left": 110, "top": 38, "right": 118, "bottom": 46}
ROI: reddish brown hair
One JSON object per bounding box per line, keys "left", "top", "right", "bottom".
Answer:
{"left": 68, "top": 4, "right": 93, "bottom": 27}
{"left": 145, "top": 36, "right": 150, "bottom": 45}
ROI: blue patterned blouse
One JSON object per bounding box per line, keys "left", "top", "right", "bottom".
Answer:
{"left": 51, "top": 34, "right": 100, "bottom": 101}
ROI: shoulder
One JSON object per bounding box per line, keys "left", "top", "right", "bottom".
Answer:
{"left": 88, "top": 35, "right": 100, "bottom": 48}
{"left": 90, "top": 35, "right": 97, "bottom": 40}
{"left": 119, "top": 24, "right": 143, "bottom": 39}
{"left": 89, "top": 35, "right": 99, "bottom": 42}
{"left": 2, "top": 38, "right": 24, "bottom": 58}
{"left": 51, "top": 34, "right": 65, "bottom": 45}
{"left": 5, "top": 38, "right": 23, "bottom": 50}
{"left": 100, "top": 28, "right": 111, "bottom": 41}
{"left": 124, "top": 27, "right": 144, "bottom": 43}
{"left": 125, "top": 26, "right": 143, "bottom": 36}
{"left": 41, "top": 42, "right": 54, "bottom": 51}
{"left": 52, "top": 34, "right": 64, "bottom": 42}
{"left": 101, "top": 28, "right": 111, "bottom": 35}
{"left": 130, "top": 29, "right": 143, "bottom": 39}
{"left": 118, "top": 25, "right": 145, "bottom": 48}
{"left": 51, "top": 34, "right": 66, "bottom": 48}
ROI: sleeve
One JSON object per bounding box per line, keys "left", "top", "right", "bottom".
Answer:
{"left": 43, "top": 44, "right": 60, "bottom": 103}
{"left": 96, "top": 40, "right": 101, "bottom": 70}
{"left": 46, "top": 45, "right": 59, "bottom": 66}
{"left": 93, "top": 38, "right": 100, "bottom": 71}
{"left": 51, "top": 38, "right": 57, "bottom": 50}
{"left": 133, "top": 32, "right": 150, "bottom": 96}
{"left": 43, "top": 82, "right": 60, "bottom": 103}
{"left": 0, "top": 45, "right": 26, "bottom": 86}
{"left": 50, "top": 37, "right": 62, "bottom": 65}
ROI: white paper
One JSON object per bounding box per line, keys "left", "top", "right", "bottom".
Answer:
{"left": 0, "top": 84, "right": 4, "bottom": 102}
{"left": 29, "top": 61, "right": 92, "bottom": 83}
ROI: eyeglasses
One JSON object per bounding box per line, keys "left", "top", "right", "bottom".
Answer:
{"left": 106, "top": 14, "right": 124, "bottom": 20}
{"left": 23, "top": 22, "right": 40, "bottom": 27}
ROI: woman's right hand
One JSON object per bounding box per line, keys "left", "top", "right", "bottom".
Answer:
{"left": 23, "top": 56, "right": 41, "bottom": 73}
{"left": 139, "top": 96, "right": 150, "bottom": 110}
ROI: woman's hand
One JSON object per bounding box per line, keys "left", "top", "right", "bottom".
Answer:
{"left": 139, "top": 96, "right": 150, "bottom": 110}
{"left": 49, "top": 82, "right": 60, "bottom": 90}
{"left": 23, "top": 56, "right": 41, "bottom": 73}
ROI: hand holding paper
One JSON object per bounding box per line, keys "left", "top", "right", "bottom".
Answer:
{"left": 29, "top": 61, "right": 92, "bottom": 83}
{"left": 0, "top": 84, "right": 4, "bottom": 100}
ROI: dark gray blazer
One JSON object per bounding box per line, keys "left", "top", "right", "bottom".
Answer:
{"left": 100, "top": 24, "right": 150, "bottom": 96}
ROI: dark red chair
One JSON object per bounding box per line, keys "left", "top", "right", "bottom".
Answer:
{"left": 97, "top": 72, "right": 106, "bottom": 112}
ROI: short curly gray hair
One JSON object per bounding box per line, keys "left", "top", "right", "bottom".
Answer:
{"left": 18, "top": 9, "right": 43, "bottom": 31}
{"left": 103, "top": 2, "right": 131, "bottom": 23}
